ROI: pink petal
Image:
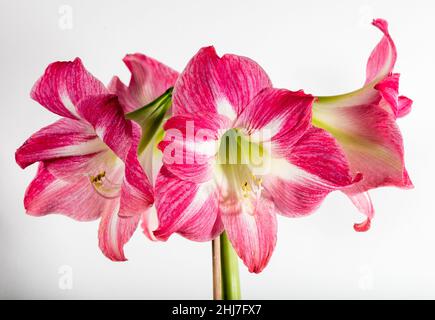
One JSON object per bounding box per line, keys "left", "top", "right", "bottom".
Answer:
{"left": 285, "top": 127, "right": 356, "bottom": 187}
{"left": 345, "top": 189, "right": 374, "bottom": 231}
{"left": 220, "top": 194, "right": 277, "bottom": 273}
{"left": 236, "top": 88, "right": 314, "bottom": 150}
{"left": 15, "top": 118, "right": 105, "bottom": 169}
{"left": 110, "top": 53, "right": 179, "bottom": 113}
{"left": 315, "top": 103, "right": 411, "bottom": 192}
{"left": 397, "top": 96, "right": 413, "bottom": 118}
{"left": 44, "top": 150, "right": 122, "bottom": 183}
{"left": 77, "top": 94, "right": 132, "bottom": 160}
{"left": 141, "top": 207, "right": 159, "bottom": 241}
{"left": 119, "top": 177, "right": 152, "bottom": 216}
{"left": 158, "top": 112, "right": 229, "bottom": 183}
{"left": 172, "top": 46, "right": 271, "bottom": 118}
{"left": 345, "top": 190, "right": 375, "bottom": 220}
{"left": 24, "top": 163, "right": 110, "bottom": 221}
{"left": 263, "top": 127, "right": 357, "bottom": 217}
{"left": 365, "top": 19, "right": 397, "bottom": 85}
{"left": 119, "top": 127, "right": 154, "bottom": 218}
{"left": 98, "top": 201, "right": 140, "bottom": 261}
{"left": 354, "top": 218, "right": 371, "bottom": 232}
{"left": 153, "top": 167, "right": 223, "bottom": 241}
{"left": 375, "top": 73, "right": 413, "bottom": 119}
{"left": 31, "top": 58, "right": 107, "bottom": 119}
{"left": 375, "top": 73, "right": 399, "bottom": 116}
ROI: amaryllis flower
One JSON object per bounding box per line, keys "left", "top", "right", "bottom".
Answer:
{"left": 153, "top": 47, "right": 359, "bottom": 273}
{"left": 15, "top": 55, "right": 177, "bottom": 260}
{"left": 312, "top": 19, "right": 413, "bottom": 231}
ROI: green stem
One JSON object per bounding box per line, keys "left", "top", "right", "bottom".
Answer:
{"left": 220, "top": 232, "right": 241, "bottom": 300}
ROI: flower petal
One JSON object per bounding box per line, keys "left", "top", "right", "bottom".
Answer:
{"left": 118, "top": 126, "right": 154, "bottom": 218}
{"left": 77, "top": 94, "right": 132, "bottom": 160}
{"left": 345, "top": 189, "right": 374, "bottom": 232}
{"left": 15, "top": 118, "right": 106, "bottom": 169}
{"left": 44, "top": 149, "right": 123, "bottom": 185}
{"left": 397, "top": 96, "right": 413, "bottom": 118}
{"left": 313, "top": 102, "right": 412, "bottom": 191}
{"left": 98, "top": 201, "right": 140, "bottom": 261}
{"left": 375, "top": 73, "right": 399, "bottom": 115}
{"left": 159, "top": 112, "right": 229, "bottom": 183}
{"left": 354, "top": 217, "right": 371, "bottom": 232}
{"left": 119, "top": 176, "right": 152, "bottom": 216}
{"left": 24, "top": 163, "right": 109, "bottom": 221}
{"left": 141, "top": 207, "right": 159, "bottom": 241}
{"left": 172, "top": 46, "right": 271, "bottom": 119}
{"left": 220, "top": 194, "right": 277, "bottom": 274}
{"left": 375, "top": 73, "right": 413, "bottom": 119}
{"left": 27, "top": 163, "right": 140, "bottom": 261}
{"left": 110, "top": 53, "right": 179, "bottom": 113}
{"left": 346, "top": 190, "right": 375, "bottom": 219}
{"left": 236, "top": 88, "right": 314, "bottom": 150}
{"left": 153, "top": 166, "right": 223, "bottom": 241}
{"left": 263, "top": 127, "right": 357, "bottom": 217}
{"left": 365, "top": 19, "right": 397, "bottom": 85}
{"left": 31, "top": 58, "right": 107, "bottom": 119}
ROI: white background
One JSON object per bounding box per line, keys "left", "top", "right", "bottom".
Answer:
{"left": 1, "top": 0, "right": 434, "bottom": 299}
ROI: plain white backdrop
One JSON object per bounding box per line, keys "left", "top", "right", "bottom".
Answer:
{"left": 1, "top": 0, "right": 434, "bottom": 299}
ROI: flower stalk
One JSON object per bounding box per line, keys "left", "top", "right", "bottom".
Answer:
{"left": 212, "top": 238, "right": 222, "bottom": 300}
{"left": 219, "top": 232, "right": 241, "bottom": 300}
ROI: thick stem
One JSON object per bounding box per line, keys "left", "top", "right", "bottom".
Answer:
{"left": 220, "top": 232, "right": 241, "bottom": 300}
{"left": 212, "top": 238, "right": 222, "bottom": 300}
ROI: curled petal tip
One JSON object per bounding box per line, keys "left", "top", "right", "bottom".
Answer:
{"left": 151, "top": 230, "right": 169, "bottom": 242}
{"left": 354, "top": 218, "right": 371, "bottom": 232}
{"left": 141, "top": 210, "right": 159, "bottom": 242}
{"left": 14, "top": 148, "right": 27, "bottom": 169}
{"left": 372, "top": 18, "right": 389, "bottom": 33}
{"left": 145, "top": 233, "right": 159, "bottom": 242}
{"left": 145, "top": 228, "right": 160, "bottom": 242}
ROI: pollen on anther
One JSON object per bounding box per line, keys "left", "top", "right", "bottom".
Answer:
{"left": 90, "top": 171, "right": 106, "bottom": 184}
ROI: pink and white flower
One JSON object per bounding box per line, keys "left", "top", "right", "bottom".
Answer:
{"left": 16, "top": 55, "right": 177, "bottom": 260}
{"left": 153, "top": 47, "right": 359, "bottom": 273}
{"left": 312, "top": 19, "right": 413, "bottom": 231}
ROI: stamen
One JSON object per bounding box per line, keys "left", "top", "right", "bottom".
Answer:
{"left": 217, "top": 128, "right": 269, "bottom": 215}
{"left": 90, "top": 171, "right": 106, "bottom": 184}
{"left": 89, "top": 170, "right": 120, "bottom": 199}
{"left": 254, "top": 176, "right": 262, "bottom": 186}
{"left": 241, "top": 181, "right": 251, "bottom": 198}
{"left": 240, "top": 174, "right": 263, "bottom": 200}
